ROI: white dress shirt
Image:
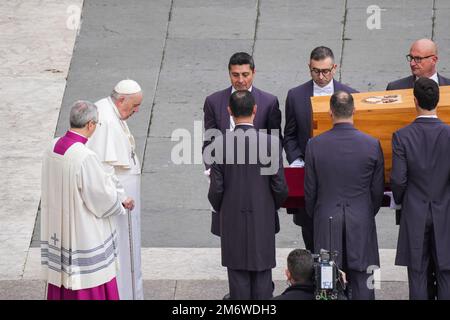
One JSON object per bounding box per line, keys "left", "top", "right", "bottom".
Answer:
{"left": 290, "top": 80, "right": 335, "bottom": 167}
{"left": 313, "top": 80, "right": 335, "bottom": 96}
{"left": 416, "top": 115, "right": 438, "bottom": 119}
{"left": 415, "top": 72, "right": 439, "bottom": 85}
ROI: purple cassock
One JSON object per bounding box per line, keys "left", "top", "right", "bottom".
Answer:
{"left": 47, "top": 130, "right": 120, "bottom": 301}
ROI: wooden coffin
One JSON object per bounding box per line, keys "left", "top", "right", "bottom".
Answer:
{"left": 311, "top": 86, "right": 450, "bottom": 183}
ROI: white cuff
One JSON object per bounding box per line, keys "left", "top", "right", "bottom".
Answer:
{"left": 289, "top": 158, "right": 305, "bottom": 168}
{"left": 384, "top": 191, "right": 402, "bottom": 210}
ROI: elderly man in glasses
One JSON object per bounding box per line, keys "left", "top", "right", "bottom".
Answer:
{"left": 41, "top": 101, "right": 133, "bottom": 300}
{"left": 283, "top": 46, "right": 358, "bottom": 252}
{"left": 387, "top": 39, "right": 450, "bottom": 90}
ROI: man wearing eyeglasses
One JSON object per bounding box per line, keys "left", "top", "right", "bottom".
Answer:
{"left": 387, "top": 39, "right": 449, "bottom": 300}
{"left": 283, "top": 46, "right": 358, "bottom": 252}
{"left": 387, "top": 39, "right": 450, "bottom": 90}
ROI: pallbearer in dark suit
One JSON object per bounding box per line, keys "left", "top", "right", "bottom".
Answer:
{"left": 304, "top": 91, "right": 385, "bottom": 300}
{"left": 386, "top": 39, "right": 450, "bottom": 300}
{"left": 391, "top": 78, "right": 450, "bottom": 300}
{"left": 207, "top": 91, "right": 288, "bottom": 300}
{"left": 284, "top": 46, "right": 358, "bottom": 251}
{"left": 203, "top": 52, "right": 282, "bottom": 237}
{"left": 387, "top": 39, "right": 450, "bottom": 91}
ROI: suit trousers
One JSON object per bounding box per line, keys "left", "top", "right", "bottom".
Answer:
{"left": 292, "top": 207, "right": 314, "bottom": 252}
{"left": 346, "top": 269, "right": 375, "bottom": 300}
{"left": 227, "top": 268, "right": 273, "bottom": 300}
{"left": 408, "top": 211, "right": 450, "bottom": 300}
{"left": 341, "top": 216, "right": 374, "bottom": 300}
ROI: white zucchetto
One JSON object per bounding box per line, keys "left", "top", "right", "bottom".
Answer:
{"left": 114, "top": 79, "right": 142, "bottom": 94}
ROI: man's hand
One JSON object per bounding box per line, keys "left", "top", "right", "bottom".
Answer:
{"left": 339, "top": 270, "right": 347, "bottom": 284}
{"left": 122, "top": 197, "right": 135, "bottom": 211}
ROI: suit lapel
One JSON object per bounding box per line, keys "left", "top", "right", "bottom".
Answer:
{"left": 252, "top": 87, "right": 262, "bottom": 128}
{"left": 437, "top": 73, "right": 449, "bottom": 86}
{"left": 407, "top": 75, "right": 415, "bottom": 88}
{"left": 220, "top": 87, "right": 232, "bottom": 131}
{"left": 333, "top": 79, "right": 343, "bottom": 91}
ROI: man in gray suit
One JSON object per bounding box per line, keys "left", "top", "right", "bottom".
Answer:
{"left": 391, "top": 78, "right": 450, "bottom": 300}
{"left": 304, "top": 91, "right": 385, "bottom": 300}
{"left": 207, "top": 90, "right": 288, "bottom": 300}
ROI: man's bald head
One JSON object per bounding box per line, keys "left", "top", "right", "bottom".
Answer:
{"left": 408, "top": 39, "right": 438, "bottom": 78}
{"left": 411, "top": 39, "right": 438, "bottom": 55}
{"left": 330, "top": 91, "right": 354, "bottom": 120}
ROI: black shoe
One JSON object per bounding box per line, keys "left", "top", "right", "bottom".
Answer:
{"left": 222, "top": 293, "right": 231, "bottom": 300}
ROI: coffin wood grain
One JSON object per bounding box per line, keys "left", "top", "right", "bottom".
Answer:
{"left": 311, "top": 86, "right": 450, "bottom": 183}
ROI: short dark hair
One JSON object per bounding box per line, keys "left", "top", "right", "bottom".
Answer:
{"left": 229, "top": 90, "right": 255, "bottom": 117}
{"left": 414, "top": 77, "right": 440, "bottom": 110}
{"left": 287, "top": 249, "right": 314, "bottom": 283}
{"left": 310, "top": 46, "right": 335, "bottom": 61}
{"left": 228, "top": 52, "right": 255, "bottom": 71}
{"left": 330, "top": 91, "right": 354, "bottom": 118}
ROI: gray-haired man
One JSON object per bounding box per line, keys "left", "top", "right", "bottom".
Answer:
{"left": 41, "top": 101, "right": 133, "bottom": 300}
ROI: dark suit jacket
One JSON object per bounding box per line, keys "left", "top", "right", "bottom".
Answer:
{"left": 272, "top": 283, "right": 314, "bottom": 300}
{"left": 391, "top": 118, "right": 450, "bottom": 272}
{"left": 304, "top": 123, "right": 385, "bottom": 271}
{"left": 208, "top": 125, "right": 288, "bottom": 271}
{"left": 386, "top": 73, "right": 450, "bottom": 225}
{"left": 283, "top": 79, "right": 358, "bottom": 226}
{"left": 203, "top": 86, "right": 282, "bottom": 236}
{"left": 283, "top": 79, "right": 358, "bottom": 164}
{"left": 386, "top": 74, "right": 450, "bottom": 90}
{"left": 203, "top": 86, "right": 282, "bottom": 154}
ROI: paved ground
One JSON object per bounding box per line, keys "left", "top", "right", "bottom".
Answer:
{"left": 0, "top": 0, "right": 82, "bottom": 280}
{"left": 2, "top": 0, "right": 450, "bottom": 300}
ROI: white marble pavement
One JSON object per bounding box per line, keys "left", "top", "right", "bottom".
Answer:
{"left": 0, "top": 0, "right": 83, "bottom": 280}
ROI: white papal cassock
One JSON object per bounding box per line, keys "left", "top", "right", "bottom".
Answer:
{"left": 87, "top": 97, "right": 144, "bottom": 300}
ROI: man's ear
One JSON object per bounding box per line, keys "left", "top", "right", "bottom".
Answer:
{"left": 252, "top": 104, "right": 257, "bottom": 115}
{"left": 432, "top": 55, "right": 438, "bottom": 64}
{"left": 285, "top": 269, "right": 291, "bottom": 281}
{"left": 413, "top": 97, "right": 418, "bottom": 108}
{"left": 329, "top": 109, "right": 333, "bottom": 119}
{"left": 227, "top": 106, "right": 233, "bottom": 116}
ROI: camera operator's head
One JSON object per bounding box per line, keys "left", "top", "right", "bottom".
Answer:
{"left": 286, "top": 249, "right": 314, "bottom": 286}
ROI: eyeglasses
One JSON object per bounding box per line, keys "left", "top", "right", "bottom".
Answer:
{"left": 90, "top": 120, "right": 101, "bottom": 126}
{"left": 310, "top": 67, "right": 334, "bottom": 76}
{"left": 406, "top": 54, "right": 435, "bottom": 63}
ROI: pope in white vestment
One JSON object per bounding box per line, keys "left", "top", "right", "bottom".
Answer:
{"left": 87, "top": 80, "right": 144, "bottom": 300}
